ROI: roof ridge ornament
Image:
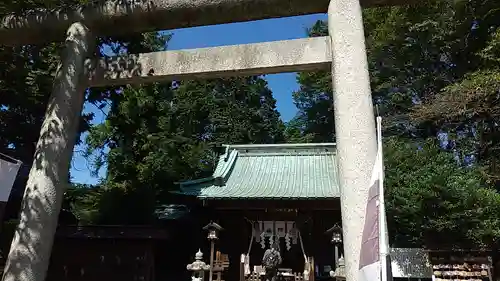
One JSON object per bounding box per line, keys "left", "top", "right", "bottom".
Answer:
{"left": 214, "top": 149, "right": 238, "bottom": 186}
{"left": 223, "top": 145, "right": 230, "bottom": 161}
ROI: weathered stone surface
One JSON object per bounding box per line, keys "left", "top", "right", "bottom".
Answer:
{"left": 328, "top": 0, "right": 378, "bottom": 280}
{"left": 0, "top": 0, "right": 414, "bottom": 46}
{"left": 90, "top": 37, "right": 331, "bottom": 86}
{"left": 1, "top": 23, "right": 94, "bottom": 281}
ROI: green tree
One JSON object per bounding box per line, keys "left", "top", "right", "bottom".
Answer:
{"left": 86, "top": 75, "right": 285, "bottom": 223}
{"left": 288, "top": 21, "right": 333, "bottom": 143}
{"left": 287, "top": 2, "right": 500, "bottom": 249}
{"left": 361, "top": 0, "right": 500, "bottom": 187}
{"left": 283, "top": 119, "right": 315, "bottom": 143}
{"left": 0, "top": 0, "right": 172, "bottom": 226}
{"left": 409, "top": 1, "right": 500, "bottom": 185}
{"left": 385, "top": 137, "right": 500, "bottom": 249}
{"left": 289, "top": 1, "right": 500, "bottom": 183}
{"left": 63, "top": 184, "right": 102, "bottom": 224}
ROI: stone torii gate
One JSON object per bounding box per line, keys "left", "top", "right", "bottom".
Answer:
{"left": 0, "top": 0, "right": 410, "bottom": 281}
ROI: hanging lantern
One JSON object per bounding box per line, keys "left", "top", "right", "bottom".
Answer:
{"left": 203, "top": 221, "right": 224, "bottom": 240}
{"left": 325, "top": 223, "right": 343, "bottom": 244}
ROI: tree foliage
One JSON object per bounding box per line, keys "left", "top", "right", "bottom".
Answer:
{"left": 84, "top": 75, "right": 285, "bottom": 224}
{"left": 0, "top": 0, "right": 286, "bottom": 225}
{"left": 79, "top": 32, "right": 285, "bottom": 224}
{"left": 408, "top": 0, "right": 500, "bottom": 184}
{"left": 0, "top": 1, "right": 175, "bottom": 224}
{"left": 385, "top": 137, "right": 500, "bottom": 249}
{"left": 287, "top": 21, "right": 333, "bottom": 143}
{"left": 362, "top": 0, "right": 500, "bottom": 185}
{"left": 287, "top": 0, "right": 500, "bottom": 248}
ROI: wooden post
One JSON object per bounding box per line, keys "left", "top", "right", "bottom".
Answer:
{"left": 334, "top": 245, "right": 339, "bottom": 269}
{"left": 486, "top": 265, "right": 493, "bottom": 281}
{"left": 209, "top": 240, "right": 215, "bottom": 281}
{"left": 150, "top": 244, "right": 155, "bottom": 281}
{"left": 240, "top": 254, "right": 245, "bottom": 281}
{"left": 310, "top": 257, "right": 315, "bottom": 281}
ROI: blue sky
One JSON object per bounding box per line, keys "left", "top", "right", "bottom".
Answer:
{"left": 70, "top": 13, "right": 328, "bottom": 185}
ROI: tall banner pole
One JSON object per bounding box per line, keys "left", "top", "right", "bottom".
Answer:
{"left": 377, "top": 116, "right": 391, "bottom": 281}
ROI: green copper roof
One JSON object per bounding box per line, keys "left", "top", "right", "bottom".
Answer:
{"left": 176, "top": 143, "right": 340, "bottom": 200}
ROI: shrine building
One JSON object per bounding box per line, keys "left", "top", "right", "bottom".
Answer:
{"left": 176, "top": 143, "right": 342, "bottom": 281}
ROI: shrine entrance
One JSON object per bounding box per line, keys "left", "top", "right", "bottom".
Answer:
{"left": 176, "top": 144, "right": 342, "bottom": 281}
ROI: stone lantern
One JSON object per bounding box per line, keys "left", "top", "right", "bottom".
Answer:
{"left": 325, "top": 223, "right": 343, "bottom": 268}
{"left": 187, "top": 249, "right": 211, "bottom": 281}
{"left": 203, "top": 221, "right": 224, "bottom": 281}
{"left": 331, "top": 255, "right": 346, "bottom": 281}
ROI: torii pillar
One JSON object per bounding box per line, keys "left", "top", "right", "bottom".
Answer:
{"left": 1, "top": 23, "right": 93, "bottom": 281}
{"left": 328, "top": 1, "right": 378, "bottom": 281}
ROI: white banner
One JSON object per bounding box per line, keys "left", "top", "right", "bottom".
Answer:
{"left": 0, "top": 158, "right": 21, "bottom": 202}
{"left": 359, "top": 116, "right": 392, "bottom": 281}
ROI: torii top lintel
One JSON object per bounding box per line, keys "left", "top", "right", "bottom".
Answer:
{"left": 0, "top": 0, "right": 413, "bottom": 46}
